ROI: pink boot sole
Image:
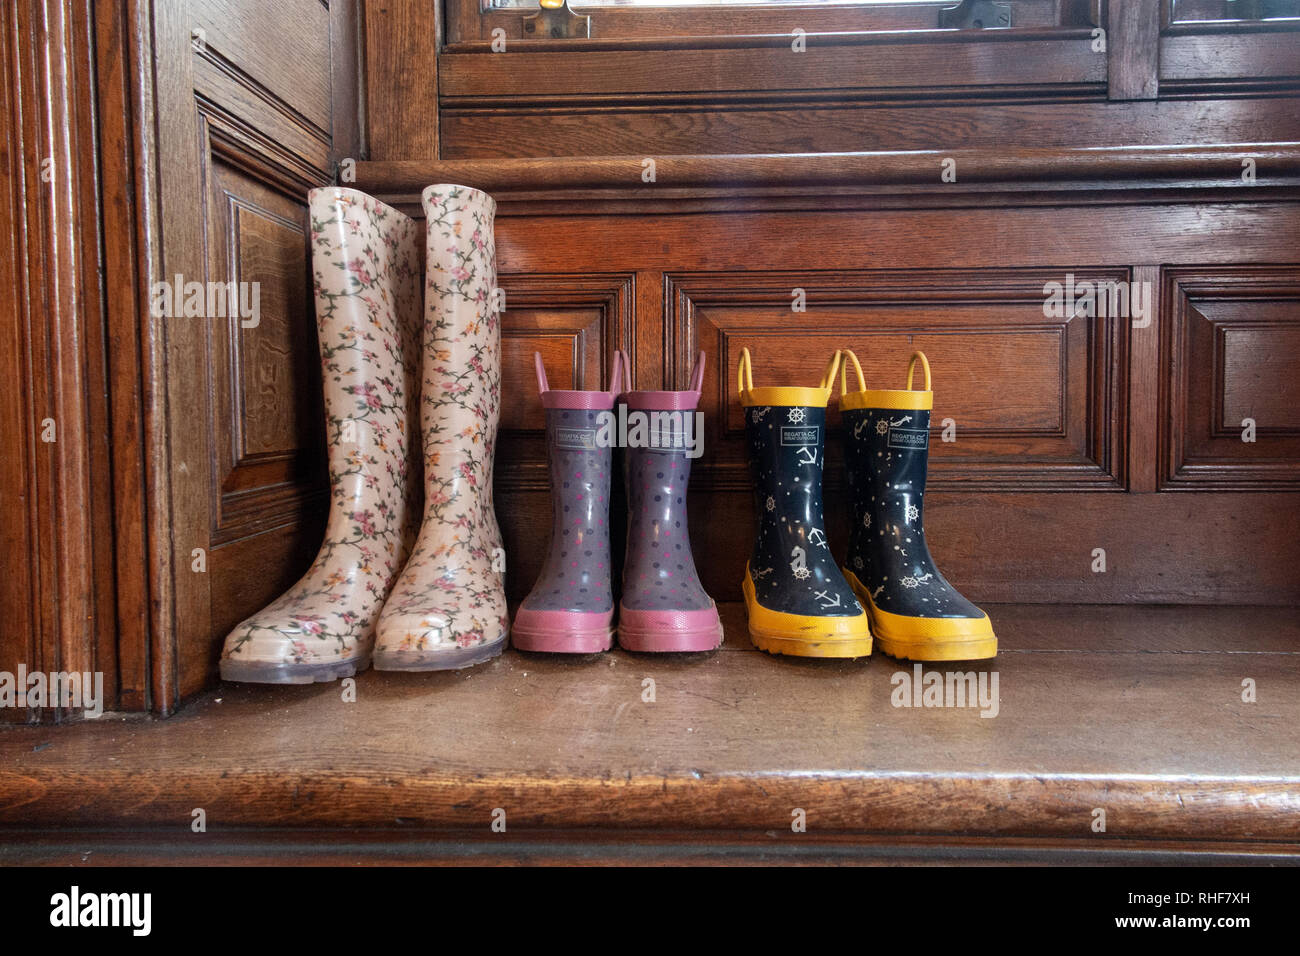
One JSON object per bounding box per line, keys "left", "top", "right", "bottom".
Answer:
{"left": 617, "top": 605, "right": 724, "bottom": 653}
{"left": 511, "top": 607, "right": 615, "bottom": 653}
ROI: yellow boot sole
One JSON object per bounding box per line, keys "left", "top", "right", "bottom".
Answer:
{"left": 742, "top": 567, "right": 873, "bottom": 658}
{"left": 845, "top": 569, "right": 997, "bottom": 661}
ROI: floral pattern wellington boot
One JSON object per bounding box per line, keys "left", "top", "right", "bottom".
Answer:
{"left": 373, "top": 184, "right": 509, "bottom": 670}
{"left": 512, "top": 351, "right": 626, "bottom": 653}
{"left": 839, "top": 349, "right": 996, "bottom": 661}
{"left": 617, "top": 350, "right": 724, "bottom": 652}
{"left": 220, "top": 188, "right": 422, "bottom": 683}
{"left": 739, "top": 347, "right": 871, "bottom": 658}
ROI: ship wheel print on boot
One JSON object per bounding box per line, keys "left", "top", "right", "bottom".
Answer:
{"left": 738, "top": 347, "right": 871, "bottom": 658}
{"left": 838, "top": 349, "right": 997, "bottom": 661}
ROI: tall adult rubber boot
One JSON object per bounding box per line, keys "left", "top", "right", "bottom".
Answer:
{"left": 373, "top": 184, "right": 509, "bottom": 670}
{"left": 739, "top": 348, "right": 871, "bottom": 658}
{"left": 220, "top": 187, "right": 423, "bottom": 683}
{"left": 839, "top": 349, "right": 996, "bottom": 661}
{"left": 512, "top": 351, "right": 626, "bottom": 653}
{"left": 617, "top": 351, "right": 724, "bottom": 652}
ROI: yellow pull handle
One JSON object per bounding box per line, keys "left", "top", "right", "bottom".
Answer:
{"left": 737, "top": 347, "right": 754, "bottom": 398}
{"left": 838, "top": 348, "right": 867, "bottom": 397}
{"left": 906, "top": 351, "right": 932, "bottom": 391}
{"left": 818, "top": 350, "right": 843, "bottom": 391}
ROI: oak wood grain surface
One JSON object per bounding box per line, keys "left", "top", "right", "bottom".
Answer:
{"left": 1, "top": 605, "right": 1296, "bottom": 843}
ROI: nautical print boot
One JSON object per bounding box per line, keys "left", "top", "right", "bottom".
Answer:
{"left": 616, "top": 351, "right": 724, "bottom": 652}
{"left": 739, "top": 348, "right": 871, "bottom": 658}
{"left": 839, "top": 349, "right": 996, "bottom": 661}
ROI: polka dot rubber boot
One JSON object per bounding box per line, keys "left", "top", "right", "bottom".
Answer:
{"left": 219, "top": 188, "right": 423, "bottom": 683}
{"left": 738, "top": 348, "right": 871, "bottom": 658}
{"left": 511, "top": 351, "right": 626, "bottom": 653}
{"left": 838, "top": 349, "right": 996, "bottom": 661}
{"left": 616, "top": 351, "right": 723, "bottom": 652}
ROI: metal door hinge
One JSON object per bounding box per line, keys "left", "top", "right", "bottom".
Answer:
{"left": 938, "top": 0, "right": 1013, "bottom": 29}
{"left": 523, "top": 0, "right": 591, "bottom": 39}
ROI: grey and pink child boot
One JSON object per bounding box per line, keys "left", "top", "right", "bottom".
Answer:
{"left": 511, "top": 352, "right": 626, "bottom": 653}
{"left": 616, "top": 351, "right": 723, "bottom": 652}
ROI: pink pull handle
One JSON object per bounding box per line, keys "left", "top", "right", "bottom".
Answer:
{"left": 688, "top": 351, "right": 706, "bottom": 395}
{"left": 611, "top": 349, "right": 628, "bottom": 398}
{"left": 534, "top": 352, "right": 550, "bottom": 395}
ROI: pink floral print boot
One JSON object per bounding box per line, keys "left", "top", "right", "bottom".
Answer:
{"left": 220, "top": 188, "right": 422, "bottom": 684}
{"left": 512, "top": 351, "right": 626, "bottom": 653}
{"left": 373, "top": 184, "right": 509, "bottom": 670}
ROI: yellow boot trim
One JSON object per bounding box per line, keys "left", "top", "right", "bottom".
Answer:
{"left": 844, "top": 569, "right": 997, "bottom": 662}
{"left": 738, "top": 347, "right": 842, "bottom": 409}
{"left": 838, "top": 348, "right": 935, "bottom": 411}
{"left": 743, "top": 565, "right": 872, "bottom": 658}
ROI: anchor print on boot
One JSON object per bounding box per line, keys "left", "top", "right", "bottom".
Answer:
{"left": 738, "top": 348, "right": 871, "bottom": 658}
{"left": 839, "top": 349, "right": 996, "bottom": 661}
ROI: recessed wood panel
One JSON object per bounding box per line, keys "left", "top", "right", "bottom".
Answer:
{"left": 190, "top": 0, "right": 332, "bottom": 134}
{"left": 669, "top": 269, "right": 1128, "bottom": 491}
{"left": 1220, "top": 325, "right": 1300, "bottom": 432}
{"left": 232, "top": 201, "right": 315, "bottom": 456}
{"left": 207, "top": 154, "right": 325, "bottom": 543}
{"left": 497, "top": 274, "right": 633, "bottom": 439}
{"left": 1161, "top": 266, "right": 1300, "bottom": 490}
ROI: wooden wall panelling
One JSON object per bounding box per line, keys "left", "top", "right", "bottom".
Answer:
{"left": 92, "top": 2, "right": 156, "bottom": 713}
{"left": 1107, "top": 0, "right": 1161, "bottom": 100}
{"left": 0, "top": 1, "right": 116, "bottom": 721}
{"left": 202, "top": 125, "right": 329, "bottom": 646}
{"left": 669, "top": 268, "right": 1128, "bottom": 493}
{"left": 359, "top": 146, "right": 1300, "bottom": 200}
{"left": 190, "top": 0, "right": 333, "bottom": 135}
{"left": 1126, "top": 264, "right": 1163, "bottom": 493}
{"left": 438, "top": 97, "right": 1300, "bottom": 160}
{"left": 363, "top": 0, "right": 441, "bottom": 160}
{"left": 0, "top": 2, "right": 42, "bottom": 722}
{"left": 1160, "top": 265, "right": 1300, "bottom": 490}
{"left": 484, "top": 204, "right": 1300, "bottom": 275}
{"left": 147, "top": 0, "right": 359, "bottom": 708}
{"left": 439, "top": 34, "right": 1106, "bottom": 103}
{"left": 1161, "top": 25, "right": 1300, "bottom": 92}
{"left": 365, "top": 166, "right": 1297, "bottom": 605}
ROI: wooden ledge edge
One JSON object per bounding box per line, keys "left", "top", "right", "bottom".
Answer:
{"left": 354, "top": 145, "right": 1300, "bottom": 199}
{"left": 2, "top": 770, "right": 1297, "bottom": 840}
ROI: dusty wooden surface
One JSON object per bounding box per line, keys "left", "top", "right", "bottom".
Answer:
{"left": 1, "top": 604, "right": 1297, "bottom": 856}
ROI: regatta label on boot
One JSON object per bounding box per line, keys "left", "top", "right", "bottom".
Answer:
{"left": 781, "top": 426, "right": 820, "bottom": 446}
{"left": 555, "top": 426, "right": 599, "bottom": 450}
{"left": 888, "top": 427, "right": 929, "bottom": 451}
